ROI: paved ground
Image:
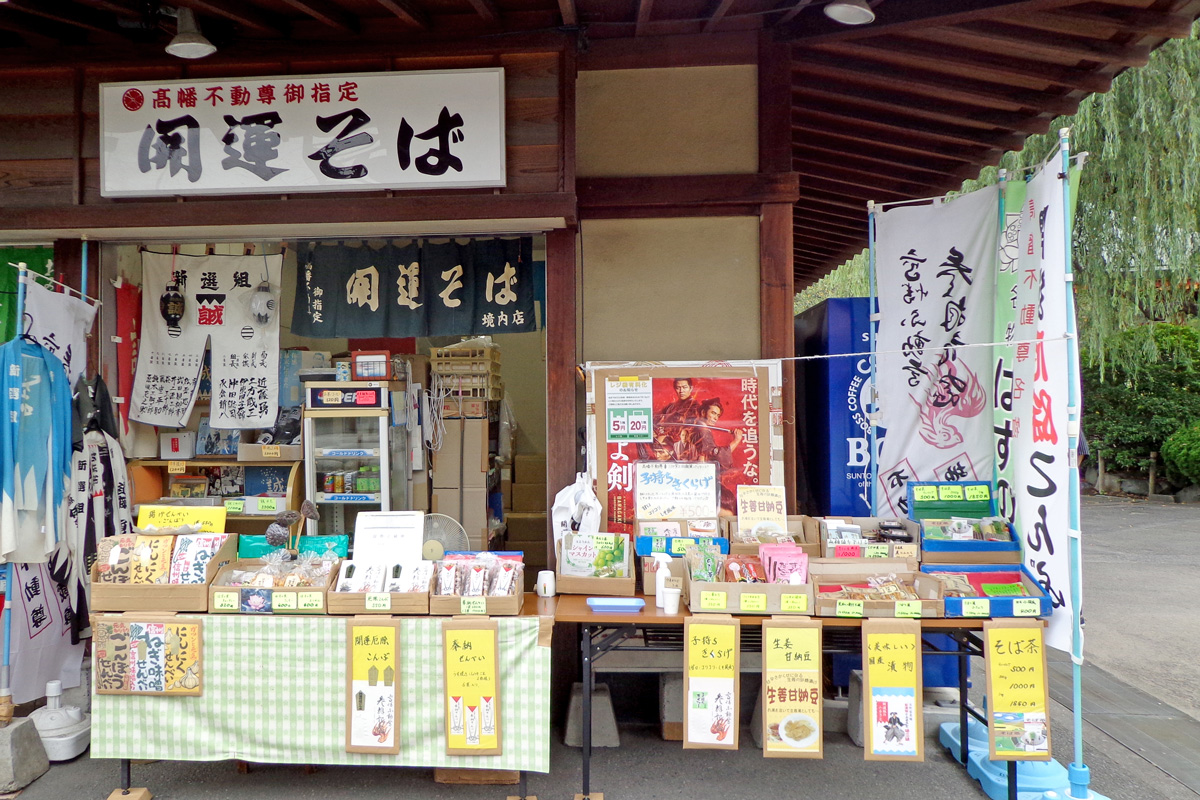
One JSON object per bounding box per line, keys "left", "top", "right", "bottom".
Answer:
{"left": 16, "top": 494, "right": 1200, "bottom": 799}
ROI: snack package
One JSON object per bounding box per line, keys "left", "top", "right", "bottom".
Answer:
{"left": 404, "top": 561, "right": 435, "bottom": 593}
{"left": 684, "top": 544, "right": 725, "bottom": 582}
{"left": 436, "top": 561, "right": 459, "bottom": 596}
{"left": 724, "top": 555, "right": 765, "bottom": 583}
{"left": 383, "top": 563, "right": 405, "bottom": 592}
{"left": 461, "top": 562, "right": 489, "bottom": 596}
{"left": 489, "top": 561, "right": 522, "bottom": 596}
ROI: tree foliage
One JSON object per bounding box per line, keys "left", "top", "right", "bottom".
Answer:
{"left": 1162, "top": 422, "right": 1200, "bottom": 486}
{"left": 794, "top": 249, "right": 869, "bottom": 315}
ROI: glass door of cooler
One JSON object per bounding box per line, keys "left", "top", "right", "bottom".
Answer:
{"left": 303, "top": 410, "right": 391, "bottom": 537}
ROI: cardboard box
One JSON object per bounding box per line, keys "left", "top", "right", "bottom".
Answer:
{"left": 555, "top": 539, "right": 635, "bottom": 597}
{"left": 505, "top": 512, "right": 546, "bottom": 543}
{"left": 443, "top": 397, "right": 489, "bottom": 418}
{"left": 640, "top": 554, "right": 688, "bottom": 596}
{"left": 808, "top": 559, "right": 942, "bottom": 618}
{"left": 431, "top": 487, "right": 489, "bottom": 537}
{"left": 326, "top": 573, "right": 433, "bottom": 615}
{"left": 687, "top": 578, "right": 814, "bottom": 616}
{"left": 428, "top": 592, "right": 521, "bottom": 616}
{"left": 432, "top": 418, "right": 489, "bottom": 489}
{"left": 921, "top": 564, "right": 1053, "bottom": 618}
{"left": 816, "top": 517, "right": 922, "bottom": 560}
{"left": 411, "top": 467, "right": 430, "bottom": 511}
{"left": 159, "top": 431, "right": 196, "bottom": 460}
{"left": 511, "top": 483, "right": 547, "bottom": 513}
{"left": 728, "top": 515, "right": 821, "bottom": 559}
{"left": 208, "top": 559, "right": 337, "bottom": 615}
{"left": 237, "top": 443, "right": 303, "bottom": 461}
{"left": 514, "top": 453, "right": 546, "bottom": 484}
{"left": 90, "top": 535, "right": 237, "bottom": 612}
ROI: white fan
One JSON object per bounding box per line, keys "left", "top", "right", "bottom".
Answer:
{"left": 423, "top": 513, "right": 469, "bottom": 560}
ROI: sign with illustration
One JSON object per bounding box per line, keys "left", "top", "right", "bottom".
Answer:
{"left": 136, "top": 504, "right": 227, "bottom": 533}
{"left": 862, "top": 618, "right": 923, "bottom": 761}
{"left": 442, "top": 619, "right": 501, "bottom": 755}
{"left": 762, "top": 618, "right": 822, "bottom": 758}
{"left": 94, "top": 616, "right": 203, "bottom": 696}
{"left": 346, "top": 619, "right": 401, "bottom": 754}
{"left": 985, "top": 619, "right": 1051, "bottom": 760}
{"left": 683, "top": 617, "right": 740, "bottom": 750}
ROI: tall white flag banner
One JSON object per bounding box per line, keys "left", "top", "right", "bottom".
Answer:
{"left": 130, "top": 251, "right": 282, "bottom": 429}
{"left": 1010, "top": 160, "right": 1074, "bottom": 652}
{"left": 875, "top": 186, "right": 998, "bottom": 516}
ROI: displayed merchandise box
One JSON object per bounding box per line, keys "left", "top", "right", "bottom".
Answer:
{"left": 725, "top": 515, "right": 821, "bottom": 559}
{"left": 428, "top": 592, "right": 521, "bottom": 616}
{"left": 90, "top": 535, "right": 237, "bottom": 613}
{"left": 159, "top": 431, "right": 196, "bottom": 460}
{"left": 208, "top": 559, "right": 337, "bottom": 615}
{"left": 808, "top": 558, "right": 943, "bottom": 619}
{"left": 686, "top": 577, "right": 814, "bottom": 616}
{"left": 921, "top": 564, "right": 1054, "bottom": 618}
{"left": 816, "top": 517, "right": 921, "bottom": 560}
{"left": 555, "top": 536, "right": 635, "bottom": 597}
{"left": 907, "top": 481, "right": 1022, "bottom": 565}
{"left": 326, "top": 571, "right": 434, "bottom": 615}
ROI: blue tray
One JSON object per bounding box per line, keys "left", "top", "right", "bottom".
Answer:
{"left": 586, "top": 597, "right": 645, "bottom": 613}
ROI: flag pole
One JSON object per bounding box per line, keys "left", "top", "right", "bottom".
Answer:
{"left": 1058, "top": 127, "right": 1090, "bottom": 799}
{"left": 867, "top": 200, "right": 879, "bottom": 515}
{"left": 993, "top": 169, "right": 1007, "bottom": 493}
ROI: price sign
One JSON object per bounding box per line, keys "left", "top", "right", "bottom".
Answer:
{"left": 739, "top": 593, "right": 767, "bottom": 613}
{"left": 460, "top": 597, "right": 487, "bottom": 615}
{"left": 213, "top": 591, "right": 238, "bottom": 611}
{"left": 892, "top": 544, "right": 919, "bottom": 560}
{"left": 895, "top": 600, "right": 922, "bottom": 618}
{"left": 298, "top": 592, "right": 324, "bottom": 610}
{"left": 261, "top": 444, "right": 282, "bottom": 458}
{"left": 962, "top": 598, "right": 991, "bottom": 618}
{"left": 224, "top": 499, "right": 245, "bottom": 514}
{"left": 347, "top": 620, "right": 401, "bottom": 754}
{"left": 913, "top": 486, "right": 938, "bottom": 502}
{"left": 258, "top": 497, "right": 279, "bottom": 512}
{"left": 864, "top": 543, "right": 889, "bottom": 558}
{"left": 137, "top": 504, "right": 227, "bottom": 533}
{"left": 762, "top": 620, "right": 822, "bottom": 758}
{"left": 699, "top": 591, "right": 727, "bottom": 611}
{"left": 273, "top": 593, "right": 297, "bottom": 611}
{"left": 670, "top": 538, "right": 695, "bottom": 556}
{"left": 605, "top": 378, "right": 653, "bottom": 443}
{"left": 443, "top": 621, "right": 501, "bottom": 755}
{"left": 167, "top": 460, "right": 187, "bottom": 474}
{"left": 366, "top": 593, "right": 392, "bottom": 611}
{"left": 966, "top": 485, "right": 992, "bottom": 502}
{"left": 833, "top": 544, "right": 861, "bottom": 558}
{"left": 862, "top": 620, "right": 923, "bottom": 761}
{"left": 938, "top": 484, "right": 965, "bottom": 501}
{"left": 985, "top": 620, "right": 1051, "bottom": 761}
{"left": 780, "top": 593, "right": 808, "bottom": 613}
{"left": 835, "top": 599, "right": 864, "bottom": 618}
{"left": 683, "top": 618, "right": 740, "bottom": 750}
{"left": 1012, "top": 598, "right": 1041, "bottom": 617}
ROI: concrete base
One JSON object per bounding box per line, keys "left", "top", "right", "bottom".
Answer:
{"left": 658, "top": 673, "right": 683, "bottom": 738}
{"left": 564, "top": 683, "right": 620, "bottom": 748}
{"left": 0, "top": 717, "right": 50, "bottom": 792}
{"left": 847, "top": 670, "right": 865, "bottom": 747}
{"left": 106, "top": 790, "right": 152, "bottom": 800}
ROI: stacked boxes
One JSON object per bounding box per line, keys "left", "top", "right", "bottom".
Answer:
{"left": 432, "top": 418, "right": 491, "bottom": 550}
{"left": 507, "top": 452, "right": 548, "bottom": 590}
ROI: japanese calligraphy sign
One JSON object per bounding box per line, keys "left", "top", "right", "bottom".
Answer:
{"left": 875, "top": 186, "right": 998, "bottom": 517}
{"left": 10, "top": 563, "right": 84, "bottom": 704}
{"left": 762, "top": 618, "right": 822, "bottom": 758}
{"left": 594, "top": 366, "right": 772, "bottom": 534}
{"left": 984, "top": 619, "right": 1051, "bottom": 761}
{"left": 346, "top": 618, "right": 401, "bottom": 754}
{"left": 130, "top": 251, "right": 281, "bottom": 429}
{"left": 137, "top": 504, "right": 227, "bottom": 533}
{"left": 861, "top": 618, "right": 923, "bottom": 761}
{"left": 634, "top": 461, "right": 719, "bottom": 520}
{"left": 442, "top": 618, "right": 501, "bottom": 755}
{"left": 735, "top": 484, "right": 788, "bottom": 542}
{"left": 100, "top": 69, "right": 505, "bottom": 197}
{"left": 291, "top": 238, "right": 536, "bottom": 339}
{"left": 1007, "top": 159, "right": 1074, "bottom": 653}
{"left": 683, "top": 616, "right": 740, "bottom": 750}
{"left": 93, "top": 616, "right": 203, "bottom": 696}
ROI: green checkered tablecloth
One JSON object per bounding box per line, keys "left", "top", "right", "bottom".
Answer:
{"left": 92, "top": 615, "right": 551, "bottom": 772}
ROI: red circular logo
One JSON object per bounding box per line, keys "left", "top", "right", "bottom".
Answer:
{"left": 121, "top": 88, "right": 144, "bottom": 111}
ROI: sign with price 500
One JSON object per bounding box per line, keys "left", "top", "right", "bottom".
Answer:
{"left": 605, "top": 378, "right": 653, "bottom": 442}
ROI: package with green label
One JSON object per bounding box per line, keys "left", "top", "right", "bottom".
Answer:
{"left": 556, "top": 534, "right": 636, "bottom": 597}
{"left": 808, "top": 560, "right": 943, "bottom": 619}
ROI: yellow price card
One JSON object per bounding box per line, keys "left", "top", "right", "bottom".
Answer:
{"left": 985, "top": 620, "right": 1051, "bottom": 761}
{"left": 862, "top": 620, "right": 923, "bottom": 761}
{"left": 346, "top": 620, "right": 400, "bottom": 754}
{"left": 442, "top": 621, "right": 501, "bottom": 755}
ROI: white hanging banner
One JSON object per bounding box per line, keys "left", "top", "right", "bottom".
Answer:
{"left": 20, "top": 278, "right": 97, "bottom": 385}
{"left": 1009, "top": 160, "right": 1073, "bottom": 653}
{"left": 99, "top": 69, "right": 505, "bottom": 197}
{"left": 875, "top": 186, "right": 998, "bottom": 516}
{"left": 130, "top": 251, "right": 282, "bottom": 429}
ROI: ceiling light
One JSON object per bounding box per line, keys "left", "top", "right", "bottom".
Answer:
{"left": 824, "top": 0, "right": 875, "bottom": 26}
{"left": 166, "top": 8, "right": 216, "bottom": 59}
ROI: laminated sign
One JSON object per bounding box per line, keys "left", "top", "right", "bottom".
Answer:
{"left": 985, "top": 619, "right": 1051, "bottom": 761}
{"left": 93, "top": 616, "right": 203, "bottom": 696}
{"left": 442, "top": 619, "right": 501, "bottom": 755}
{"left": 346, "top": 618, "right": 401, "bottom": 754}
{"left": 862, "top": 618, "right": 923, "bottom": 761}
{"left": 761, "top": 618, "right": 822, "bottom": 759}
{"left": 683, "top": 617, "right": 739, "bottom": 750}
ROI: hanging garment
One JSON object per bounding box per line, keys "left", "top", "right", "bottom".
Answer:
{"left": 0, "top": 338, "right": 73, "bottom": 563}
{"left": 20, "top": 276, "right": 97, "bottom": 386}
{"left": 50, "top": 429, "right": 132, "bottom": 643}
{"left": 72, "top": 373, "right": 119, "bottom": 449}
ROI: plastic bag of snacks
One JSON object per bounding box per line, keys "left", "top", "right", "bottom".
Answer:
{"left": 684, "top": 544, "right": 725, "bottom": 582}
{"left": 724, "top": 555, "right": 765, "bottom": 583}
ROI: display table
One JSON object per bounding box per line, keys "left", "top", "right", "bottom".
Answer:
{"left": 93, "top": 596, "right": 553, "bottom": 781}
{"left": 554, "top": 592, "right": 999, "bottom": 800}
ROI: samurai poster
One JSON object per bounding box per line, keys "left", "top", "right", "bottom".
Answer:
{"left": 290, "top": 238, "right": 537, "bottom": 339}
{"left": 93, "top": 616, "right": 203, "bottom": 696}
{"left": 875, "top": 186, "right": 998, "bottom": 517}
{"left": 594, "top": 366, "right": 770, "bottom": 534}
{"left": 130, "top": 251, "right": 282, "bottom": 429}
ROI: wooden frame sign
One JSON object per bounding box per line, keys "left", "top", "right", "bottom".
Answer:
{"left": 442, "top": 618, "right": 501, "bottom": 756}
{"left": 93, "top": 614, "right": 203, "bottom": 696}
{"left": 861, "top": 618, "right": 924, "bottom": 761}
{"left": 761, "top": 617, "right": 822, "bottom": 758}
{"left": 984, "top": 619, "right": 1052, "bottom": 761}
{"left": 346, "top": 617, "right": 401, "bottom": 754}
{"left": 683, "top": 615, "right": 740, "bottom": 750}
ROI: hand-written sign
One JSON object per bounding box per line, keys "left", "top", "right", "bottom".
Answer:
{"left": 137, "top": 504, "right": 227, "bottom": 533}
{"left": 94, "top": 616, "right": 203, "bottom": 696}
{"left": 762, "top": 620, "right": 822, "bottom": 758}
{"left": 346, "top": 620, "right": 401, "bottom": 754}
{"left": 442, "top": 620, "right": 501, "bottom": 755}
{"left": 684, "top": 618, "right": 740, "bottom": 750}
{"left": 635, "top": 461, "right": 719, "bottom": 520}
{"left": 985, "top": 620, "right": 1051, "bottom": 761}
{"left": 735, "top": 484, "right": 787, "bottom": 542}
{"left": 862, "top": 620, "right": 923, "bottom": 761}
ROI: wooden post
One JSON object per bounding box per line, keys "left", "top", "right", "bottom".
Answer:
{"left": 545, "top": 228, "right": 577, "bottom": 570}
{"left": 1148, "top": 451, "right": 1157, "bottom": 497}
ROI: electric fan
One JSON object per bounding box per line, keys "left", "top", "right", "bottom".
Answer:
{"left": 422, "top": 513, "right": 469, "bottom": 560}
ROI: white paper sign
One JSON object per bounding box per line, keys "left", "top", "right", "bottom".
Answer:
{"left": 605, "top": 378, "right": 653, "bottom": 442}
{"left": 353, "top": 511, "right": 425, "bottom": 564}
{"left": 634, "top": 461, "right": 719, "bottom": 520}
{"left": 100, "top": 69, "right": 506, "bottom": 197}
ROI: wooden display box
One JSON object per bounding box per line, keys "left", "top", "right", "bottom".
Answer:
{"left": 327, "top": 574, "right": 434, "bottom": 615}
{"left": 808, "top": 559, "right": 943, "bottom": 619}
{"left": 816, "top": 517, "right": 921, "bottom": 560}
{"left": 727, "top": 515, "right": 821, "bottom": 559}
{"left": 686, "top": 578, "right": 814, "bottom": 616}
{"left": 428, "top": 592, "right": 521, "bottom": 616}
{"left": 208, "top": 559, "right": 337, "bottom": 615}
{"left": 90, "top": 536, "right": 237, "bottom": 613}
{"left": 237, "top": 443, "right": 303, "bottom": 461}
{"left": 554, "top": 540, "right": 636, "bottom": 597}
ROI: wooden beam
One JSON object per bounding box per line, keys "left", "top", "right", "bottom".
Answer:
{"left": 373, "top": 0, "right": 430, "bottom": 29}
{"left": 793, "top": 98, "right": 1029, "bottom": 152}
{"left": 775, "top": 0, "right": 814, "bottom": 26}
{"left": 578, "top": 173, "right": 800, "bottom": 212}
{"left": 776, "top": 0, "right": 1081, "bottom": 44}
{"left": 793, "top": 200, "right": 866, "bottom": 225}
{"left": 760, "top": 202, "right": 796, "bottom": 513}
{"left": 760, "top": 34, "right": 793, "bottom": 174}
{"left": 544, "top": 227, "right": 577, "bottom": 570}
{"left": 4, "top": 1, "right": 127, "bottom": 37}
{"left": 0, "top": 13, "right": 67, "bottom": 46}
{"left": 173, "top": 0, "right": 285, "bottom": 36}
{"left": 276, "top": 0, "right": 358, "bottom": 33}
{"left": 464, "top": 0, "right": 502, "bottom": 27}
{"left": 793, "top": 158, "right": 949, "bottom": 195}
{"left": 990, "top": 8, "right": 1196, "bottom": 40}
{"left": 791, "top": 118, "right": 1003, "bottom": 165}
{"left": 558, "top": 0, "right": 578, "bottom": 26}
{"left": 932, "top": 22, "right": 1152, "bottom": 67}
{"left": 703, "top": 0, "right": 738, "bottom": 34}
{"left": 792, "top": 50, "right": 1082, "bottom": 116}
{"left": 636, "top": 0, "right": 654, "bottom": 37}
{"left": 793, "top": 223, "right": 864, "bottom": 244}
{"left": 793, "top": 141, "right": 972, "bottom": 181}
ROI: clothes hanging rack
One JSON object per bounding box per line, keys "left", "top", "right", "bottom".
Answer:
{"left": 3, "top": 262, "right": 102, "bottom": 306}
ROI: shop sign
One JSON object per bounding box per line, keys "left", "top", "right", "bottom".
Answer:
{"left": 100, "top": 68, "right": 506, "bottom": 197}
{"left": 861, "top": 619, "right": 924, "bottom": 761}
{"left": 984, "top": 620, "right": 1051, "bottom": 761}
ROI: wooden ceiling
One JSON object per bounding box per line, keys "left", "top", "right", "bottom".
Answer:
{"left": 1, "top": 0, "right": 1197, "bottom": 287}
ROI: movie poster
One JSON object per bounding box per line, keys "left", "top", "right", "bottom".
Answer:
{"left": 598, "top": 367, "right": 769, "bottom": 534}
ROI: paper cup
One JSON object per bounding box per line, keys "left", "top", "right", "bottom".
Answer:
{"left": 536, "top": 570, "right": 556, "bottom": 597}
{"left": 661, "top": 587, "right": 682, "bottom": 615}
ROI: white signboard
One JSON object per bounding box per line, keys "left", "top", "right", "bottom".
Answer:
{"left": 634, "top": 461, "right": 720, "bottom": 520}
{"left": 605, "top": 378, "right": 653, "bottom": 443}
{"left": 100, "top": 68, "right": 506, "bottom": 197}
